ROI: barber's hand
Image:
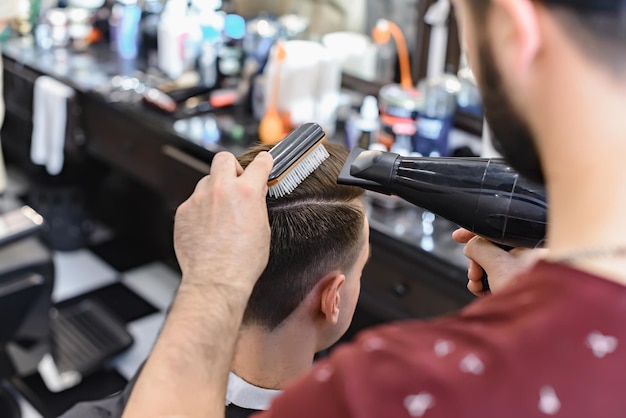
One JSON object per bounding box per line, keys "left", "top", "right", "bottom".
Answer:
{"left": 452, "top": 228, "right": 548, "bottom": 296}
{"left": 174, "top": 151, "right": 274, "bottom": 291}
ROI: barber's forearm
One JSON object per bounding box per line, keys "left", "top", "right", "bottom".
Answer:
{"left": 122, "top": 278, "right": 253, "bottom": 418}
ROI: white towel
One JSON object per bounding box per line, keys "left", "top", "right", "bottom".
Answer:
{"left": 0, "top": 48, "right": 10, "bottom": 194}
{"left": 31, "top": 76, "right": 75, "bottom": 176}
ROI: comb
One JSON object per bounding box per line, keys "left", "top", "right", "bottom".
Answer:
{"left": 267, "top": 123, "right": 329, "bottom": 198}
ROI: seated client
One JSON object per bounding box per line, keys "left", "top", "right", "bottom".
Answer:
{"left": 227, "top": 142, "right": 370, "bottom": 417}
{"left": 59, "top": 141, "right": 370, "bottom": 418}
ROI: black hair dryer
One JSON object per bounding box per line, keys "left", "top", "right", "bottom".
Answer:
{"left": 337, "top": 147, "right": 548, "bottom": 249}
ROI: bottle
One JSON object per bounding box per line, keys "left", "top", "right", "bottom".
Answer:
{"left": 158, "top": 0, "right": 188, "bottom": 80}
{"left": 115, "top": 0, "right": 142, "bottom": 60}
{"left": 378, "top": 83, "right": 421, "bottom": 151}
{"left": 457, "top": 53, "right": 483, "bottom": 117}
{"left": 139, "top": 0, "right": 163, "bottom": 67}
{"left": 197, "top": 2, "right": 223, "bottom": 89}
{"left": 109, "top": 2, "right": 121, "bottom": 51}
{"left": 199, "top": 41, "right": 218, "bottom": 88}
{"left": 375, "top": 41, "right": 394, "bottom": 84}
{"left": 390, "top": 134, "right": 412, "bottom": 156}
{"left": 347, "top": 95, "right": 379, "bottom": 150}
{"left": 414, "top": 74, "right": 459, "bottom": 157}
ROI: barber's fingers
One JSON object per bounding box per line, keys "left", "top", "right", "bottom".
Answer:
{"left": 192, "top": 175, "right": 211, "bottom": 194}
{"left": 191, "top": 152, "right": 272, "bottom": 197}
{"left": 453, "top": 228, "right": 477, "bottom": 244}
{"left": 235, "top": 159, "right": 245, "bottom": 176}
{"left": 467, "top": 279, "right": 484, "bottom": 297}
{"left": 239, "top": 151, "right": 274, "bottom": 185}
{"left": 463, "top": 235, "right": 509, "bottom": 271}
{"left": 467, "top": 259, "right": 484, "bottom": 282}
{"left": 209, "top": 152, "right": 240, "bottom": 181}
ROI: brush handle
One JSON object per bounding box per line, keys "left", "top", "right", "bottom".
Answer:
{"left": 268, "top": 123, "right": 325, "bottom": 183}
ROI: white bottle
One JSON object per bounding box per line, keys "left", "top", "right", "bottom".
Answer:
{"left": 158, "top": 0, "right": 188, "bottom": 80}
{"left": 355, "top": 95, "right": 380, "bottom": 149}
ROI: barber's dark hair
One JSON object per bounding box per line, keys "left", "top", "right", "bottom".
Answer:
{"left": 237, "top": 142, "right": 365, "bottom": 331}
{"left": 469, "top": 0, "right": 626, "bottom": 72}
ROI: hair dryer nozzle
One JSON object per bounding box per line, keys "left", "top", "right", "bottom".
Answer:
{"left": 337, "top": 147, "right": 400, "bottom": 194}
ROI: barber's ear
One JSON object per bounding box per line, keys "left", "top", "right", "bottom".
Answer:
{"left": 492, "top": 0, "right": 541, "bottom": 75}
{"left": 320, "top": 274, "right": 345, "bottom": 325}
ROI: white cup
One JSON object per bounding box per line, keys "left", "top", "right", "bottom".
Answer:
{"left": 263, "top": 40, "right": 342, "bottom": 136}
{"left": 321, "top": 31, "right": 379, "bottom": 81}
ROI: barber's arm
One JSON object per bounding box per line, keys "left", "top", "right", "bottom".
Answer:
{"left": 452, "top": 228, "right": 548, "bottom": 296}
{"left": 122, "top": 151, "right": 274, "bottom": 418}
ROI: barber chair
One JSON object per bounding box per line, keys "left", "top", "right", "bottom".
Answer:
{"left": 0, "top": 228, "right": 54, "bottom": 418}
{"left": 0, "top": 206, "right": 133, "bottom": 418}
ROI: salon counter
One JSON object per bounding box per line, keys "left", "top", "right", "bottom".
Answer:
{"left": 1, "top": 38, "right": 261, "bottom": 207}
{"left": 1, "top": 39, "right": 474, "bottom": 325}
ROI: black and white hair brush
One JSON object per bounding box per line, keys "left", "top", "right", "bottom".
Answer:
{"left": 267, "top": 123, "right": 330, "bottom": 198}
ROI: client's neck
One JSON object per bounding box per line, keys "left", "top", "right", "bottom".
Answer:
{"left": 231, "top": 319, "right": 317, "bottom": 390}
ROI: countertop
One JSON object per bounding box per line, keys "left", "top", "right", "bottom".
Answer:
{"left": 1, "top": 37, "right": 469, "bottom": 274}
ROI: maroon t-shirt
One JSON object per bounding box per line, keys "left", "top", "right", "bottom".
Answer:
{"left": 256, "top": 261, "right": 626, "bottom": 417}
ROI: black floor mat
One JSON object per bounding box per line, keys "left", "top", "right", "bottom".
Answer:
{"left": 13, "top": 368, "right": 127, "bottom": 418}
{"left": 13, "top": 282, "right": 157, "bottom": 417}
{"left": 56, "top": 282, "right": 159, "bottom": 324}
{"left": 88, "top": 234, "right": 161, "bottom": 273}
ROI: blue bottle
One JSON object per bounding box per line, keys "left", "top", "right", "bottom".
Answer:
{"left": 414, "top": 75, "right": 459, "bottom": 157}
{"left": 115, "top": 0, "right": 142, "bottom": 60}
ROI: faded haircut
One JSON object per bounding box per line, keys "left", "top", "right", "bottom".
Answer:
{"left": 468, "top": 0, "right": 626, "bottom": 74}
{"left": 237, "top": 142, "right": 365, "bottom": 331}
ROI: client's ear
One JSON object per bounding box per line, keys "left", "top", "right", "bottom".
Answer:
{"left": 320, "top": 273, "right": 346, "bottom": 325}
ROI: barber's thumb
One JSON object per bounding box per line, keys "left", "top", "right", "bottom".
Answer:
{"left": 242, "top": 151, "right": 274, "bottom": 180}
{"left": 467, "top": 259, "right": 484, "bottom": 282}
{"left": 463, "top": 236, "right": 508, "bottom": 269}
{"left": 453, "top": 228, "right": 476, "bottom": 244}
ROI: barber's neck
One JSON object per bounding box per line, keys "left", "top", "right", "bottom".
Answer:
{"left": 231, "top": 316, "right": 317, "bottom": 390}
{"left": 535, "top": 51, "right": 626, "bottom": 284}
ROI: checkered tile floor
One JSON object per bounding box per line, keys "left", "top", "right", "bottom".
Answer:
{"left": 1, "top": 167, "right": 181, "bottom": 417}
{"left": 17, "top": 254, "right": 180, "bottom": 418}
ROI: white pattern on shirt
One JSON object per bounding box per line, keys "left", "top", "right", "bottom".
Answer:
{"left": 539, "top": 386, "right": 561, "bottom": 415}
{"left": 586, "top": 331, "right": 618, "bottom": 358}
{"left": 404, "top": 392, "right": 435, "bottom": 417}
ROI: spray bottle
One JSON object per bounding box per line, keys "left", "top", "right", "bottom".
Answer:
{"left": 158, "top": 0, "right": 188, "bottom": 79}
{"left": 346, "top": 96, "right": 380, "bottom": 150}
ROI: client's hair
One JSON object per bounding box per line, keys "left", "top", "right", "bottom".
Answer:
{"left": 237, "top": 142, "right": 365, "bottom": 331}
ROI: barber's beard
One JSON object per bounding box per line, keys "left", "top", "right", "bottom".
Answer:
{"left": 476, "top": 41, "right": 546, "bottom": 185}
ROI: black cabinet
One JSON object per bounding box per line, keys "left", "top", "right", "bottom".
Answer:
{"left": 82, "top": 98, "right": 166, "bottom": 191}
{"left": 362, "top": 228, "right": 473, "bottom": 321}
{"left": 2, "top": 57, "right": 38, "bottom": 164}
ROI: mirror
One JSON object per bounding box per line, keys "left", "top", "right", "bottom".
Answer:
{"left": 229, "top": 0, "right": 484, "bottom": 138}
{"left": 230, "top": 0, "right": 421, "bottom": 86}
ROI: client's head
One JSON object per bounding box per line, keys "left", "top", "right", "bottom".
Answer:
{"left": 237, "top": 142, "right": 369, "bottom": 351}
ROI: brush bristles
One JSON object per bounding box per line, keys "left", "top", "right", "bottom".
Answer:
{"left": 268, "top": 144, "right": 330, "bottom": 198}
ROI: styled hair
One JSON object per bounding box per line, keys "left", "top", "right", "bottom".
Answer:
{"left": 237, "top": 142, "right": 365, "bottom": 331}
{"left": 468, "top": 0, "right": 626, "bottom": 73}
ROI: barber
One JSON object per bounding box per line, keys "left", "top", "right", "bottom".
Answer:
{"left": 65, "top": 0, "right": 626, "bottom": 416}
